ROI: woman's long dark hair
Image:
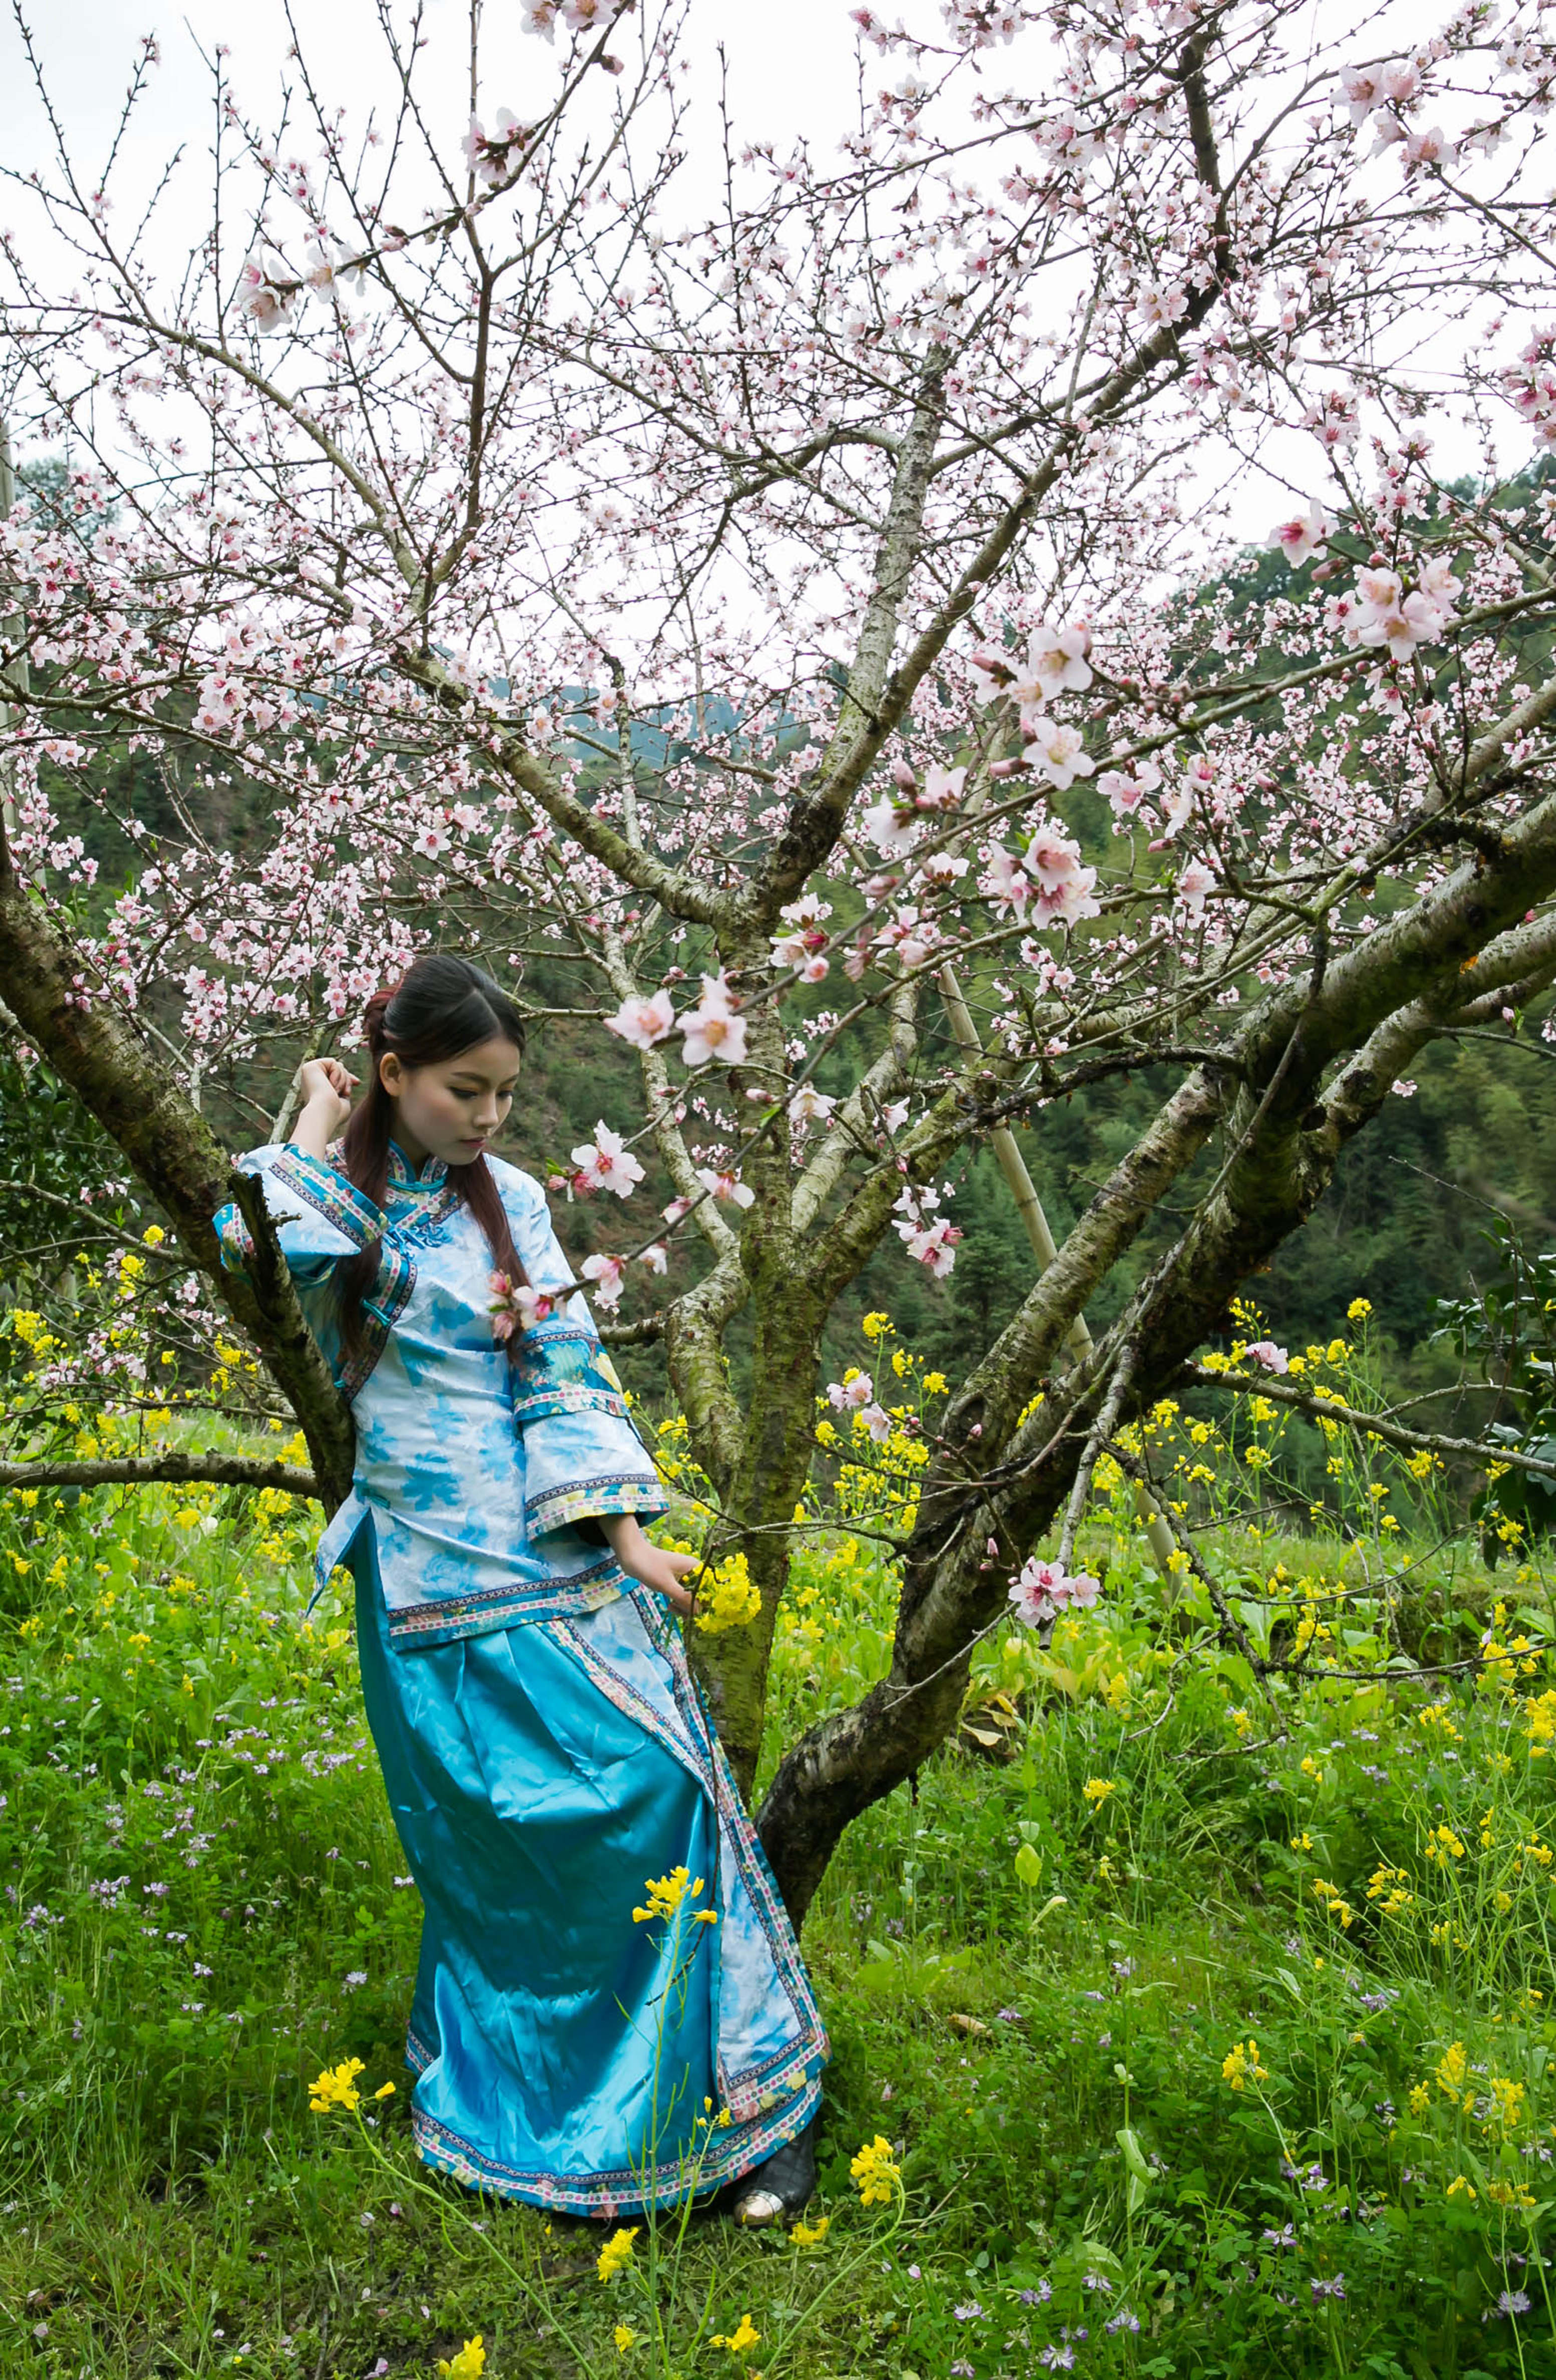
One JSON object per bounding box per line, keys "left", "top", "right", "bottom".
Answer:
{"left": 335, "top": 954, "right": 530, "bottom": 1361}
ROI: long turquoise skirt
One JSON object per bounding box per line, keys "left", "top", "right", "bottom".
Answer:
{"left": 353, "top": 1547, "right": 827, "bottom": 2216}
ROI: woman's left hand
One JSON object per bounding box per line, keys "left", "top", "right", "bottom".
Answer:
{"left": 601, "top": 1516, "right": 700, "bottom": 1614}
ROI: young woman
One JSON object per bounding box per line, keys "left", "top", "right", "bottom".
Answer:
{"left": 216, "top": 954, "right": 826, "bottom": 2224}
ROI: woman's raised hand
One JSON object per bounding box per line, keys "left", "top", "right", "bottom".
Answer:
{"left": 295, "top": 1056, "right": 358, "bottom": 1139}
{"left": 601, "top": 1518, "right": 700, "bottom": 1614}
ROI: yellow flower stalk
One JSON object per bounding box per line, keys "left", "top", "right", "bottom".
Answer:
{"left": 597, "top": 2226, "right": 640, "bottom": 2282}
{"left": 436, "top": 2338, "right": 485, "bottom": 2380}
{"left": 850, "top": 2135, "right": 901, "bottom": 2206}
{"left": 632, "top": 1866, "right": 716, "bottom": 1924}
{"left": 308, "top": 2056, "right": 366, "bottom": 2114}
{"left": 1221, "top": 2039, "right": 1268, "bottom": 2092}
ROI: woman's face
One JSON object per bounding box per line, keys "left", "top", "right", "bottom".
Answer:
{"left": 380, "top": 1035, "right": 522, "bottom": 1169}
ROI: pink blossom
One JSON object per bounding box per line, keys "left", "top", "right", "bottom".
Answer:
{"left": 637, "top": 1242, "right": 669, "bottom": 1275}
{"left": 1024, "top": 823, "right": 1100, "bottom": 926}
{"left": 695, "top": 1165, "right": 755, "bottom": 1209}
{"left": 235, "top": 249, "right": 299, "bottom": 333}
{"left": 788, "top": 1085, "right": 836, "bottom": 1124}
{"left": 1244, "top": 1339, "right": 1289, "bottom": 1374}
{"left": 1024, "top": 718, "right": 1094, "bottom": 790}
{"left": 1025, "top": 621, "right": 1094, "bottom": 697}
{"left": 1008, "top": 1557, "right": 1103, "bottom": 1629}
{"left": 1176, "top": 860, "right": 1216, "bottom": 920}
{"left": 1136, "top": 282, "right": 1188, "bottom": 328}
{"left": 981, "top": 844, "right": 1034, "bottom": 922}
{"left": 680, "top": 974, "right": 748, "bottom": 1068}
{"left": 463, "top": 109, "right": 527, "bottom": 188}
{"left": 603, "top": 988, "right": 675, "bottom": 1049}
{"left": 1340, "top": 65, "right": 1383, "bottom": 127}
{"left": 827, "top": 1372, "right": 875, "bottom": 1410}
{"left": 1403, "top": 125, "right": 1455, "bottom": 172}
{"left": 858, "top": 1403, "right": 893, "bottom": 1441}
{"left": 905, "top": 1217, "right": 961, "bottom": 1276}
{"left": 1098, "top": 759, "right": 1162, "bottom": 822}
{"left": 580, "top": 1251, "right": 625, "bottom": 1310}
{"left": 488, "top": 1272, "right": 561, "bottom": 1340}
{"left": 1267, "top": 499, "right": 1334, "bottom": 568}
{"left": 860, "top": 793, "right": 921, "bottom": 855}
{"left": 570, "top": 1120, "right": 646, "bottom": 1198}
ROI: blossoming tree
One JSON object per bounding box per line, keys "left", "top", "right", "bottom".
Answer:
{"left": 4, "top": 0, "right": 1556, "bottom": 1916}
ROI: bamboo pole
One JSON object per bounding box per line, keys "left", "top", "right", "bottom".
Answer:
{"left": 938, "top": 962, "right": 1177, "bottom": 1577}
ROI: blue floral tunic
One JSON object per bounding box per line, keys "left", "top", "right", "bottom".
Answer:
{"left": 217, "top": 1140, "right": 827, "bottom": 2215}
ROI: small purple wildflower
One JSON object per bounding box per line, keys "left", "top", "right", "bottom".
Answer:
{"left": 1496, "top": 2289, "right": 1532, "bottom": 2317}
{"left": 1105, "top": 2308, "right": 1142, "bottom": 2334}
{"left": 1311, "top": 2274, "right": 1346, "bottom": 2302}
{"left": 953, "top": 2302, "right": 984, "bottom": 2322}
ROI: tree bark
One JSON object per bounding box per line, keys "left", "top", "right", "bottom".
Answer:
{"left": 0, "top": 849, "right": 356, "bottom": 1508}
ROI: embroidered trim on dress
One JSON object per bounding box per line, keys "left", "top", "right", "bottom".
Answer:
{"left": 526, "top": 1473, "right": 668, "bottom": 1534}
{"left": 511, "top": 1329, "right": 634, "bottom": 1426}
{"left": 385, "top": 1557, "right": 626, "bottom": 1650}
{"left": 271, "top": 1144, "right": 388, "bottom": 1252}
{"left": 213, "top": 1202, "right": 253, "bottom": 1267}
{"left": 338, "top": 1238, "right": 417, "bottom": 1405}
{"left": 546, "top": 1595, "right": 830, "bottom": 2114}
{"left": 513, "top": 1381, "right": 632, "bottom": 1426}
{"left": 406, "top": 2061, "right": 824, "bottom": 2218}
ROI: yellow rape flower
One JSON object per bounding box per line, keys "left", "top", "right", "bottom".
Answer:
{"left": 632, "top": 1867, "right": 717, "bottom": 1927}
{"left": 712, "top": 2316, "right": 761, "bottom": 2353}
{"left": 790, "top": 2214, "right": 830, "bottom": 2246}
{"left": 1081, "top": 1777, "right": 1115, "bottom": 1807}
{"left": 308, "top": 2057, "right": 366, "bottom": 2114}
{"left": 850, "top": 2135, "right": 901, "bottom": 2207}
{"left": 1435, "top": 2042, "right": 1467, "bottom": 2101}
{"left": 613, "top": 2324, "right": 636, "bottom": 2353}
{"left": 597, "top": 2227, "right": 639, "bottom": 2282}
{"left": 693, "top": 1551, "right": 761, "bottom": 1635}
{"left": 1221, "top": 2039, "right": 1268, "bottom": 2092}
{"left": 1346, "top": 1297, "right": 1372, "bottom": 1321}
{"left": 1487, "top": 2075, "right": 1526, "bottom": 2130}
{"left": 861, "top": 1312, "right": 890, "bottom": 1340}
{"left": 436, "top": 2340, "right": 485, "bottom": 2380}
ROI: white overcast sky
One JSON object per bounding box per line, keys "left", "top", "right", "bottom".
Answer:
{"left": 0, "top": 0, "right": 1526, "bottom": 554}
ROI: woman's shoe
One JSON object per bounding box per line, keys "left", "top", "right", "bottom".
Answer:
{"left": 729, "top": 2111, "right": 818, "bottom": 2228}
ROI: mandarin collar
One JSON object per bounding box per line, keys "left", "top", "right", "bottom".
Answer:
{"left": 387, "top": 1140, "right": 448, "bottom": 1192}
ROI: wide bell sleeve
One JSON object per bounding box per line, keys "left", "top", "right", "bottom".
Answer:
{"left": 501, "top": 1171, "right": 669, "bottom": 1541}
{"left": 213, "top": 1142, "right": 386, "bottom": 1287}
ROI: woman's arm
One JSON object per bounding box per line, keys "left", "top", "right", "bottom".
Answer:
{"left": 601, "top": 1514, "right": 699, "bottom": 1614}
{"left": 291, "top": 1058, "right": 358, "bottom": 1161}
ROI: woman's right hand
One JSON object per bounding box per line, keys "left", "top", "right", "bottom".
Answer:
{"left": 295, "top": 1057, "right": 358, "bottom": 1140}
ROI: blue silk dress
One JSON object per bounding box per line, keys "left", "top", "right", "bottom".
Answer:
{"left": 216, "top": 1139, "right": 827, "bottom": 2216}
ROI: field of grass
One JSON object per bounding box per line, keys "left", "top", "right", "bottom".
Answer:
{"left": 5, "top": 1382, "right": 1556, "bottom": 2380}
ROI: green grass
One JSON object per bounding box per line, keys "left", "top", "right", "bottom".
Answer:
{"left": 4, "top": 1457, "right": 1556, "bottom": 2380}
